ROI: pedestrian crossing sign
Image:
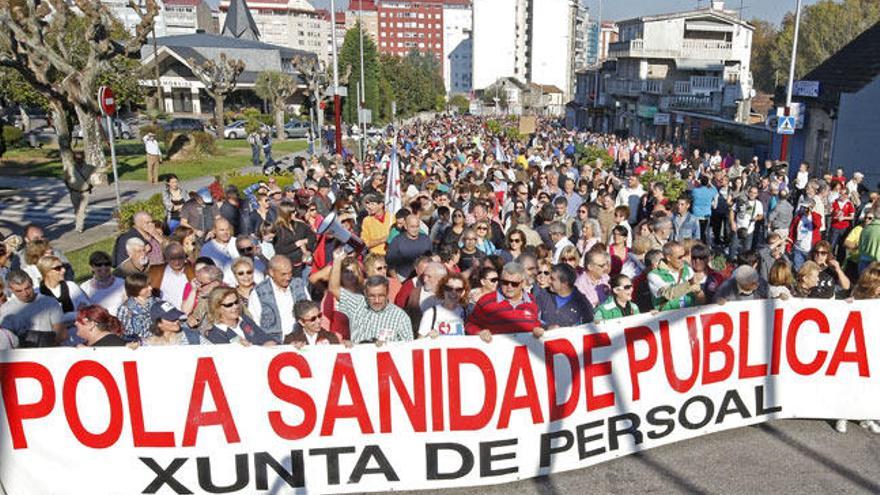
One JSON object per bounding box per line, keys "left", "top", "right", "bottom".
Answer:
{"left": 777, "top": 116, "right": 796, "bottom": 135}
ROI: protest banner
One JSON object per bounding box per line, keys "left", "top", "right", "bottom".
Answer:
{"left": 0, "top": 299, "right": 877, "bottom": 494}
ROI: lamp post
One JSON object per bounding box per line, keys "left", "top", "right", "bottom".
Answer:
{"left": 329, "top": 0, "right": 343, "bottom": 155}
{"left": 780, "top": 0, "right": 802, "bottom": 163}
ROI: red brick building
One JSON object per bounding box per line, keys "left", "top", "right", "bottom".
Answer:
{"left": 377, "top": 0, "right": 445, "bottom": 68}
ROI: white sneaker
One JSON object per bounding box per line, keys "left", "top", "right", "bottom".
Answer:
{"left": 860, "top": 420, "right": 880, "bottom": 434}
{"left": 835, "top": 419, "right": 848, "bottom": 433}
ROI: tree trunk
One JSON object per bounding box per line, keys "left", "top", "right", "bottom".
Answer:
{"left": 75, "top": 105, "right": 109, "bottom": 186}
{"left": 214, "top": 95, "right": 225, "bottom": 140}
{"left": 50, "top": 101, "right": 92, "bottom": 233}
{"left": 274, "top": 100, "right": 286, "bottom": 140}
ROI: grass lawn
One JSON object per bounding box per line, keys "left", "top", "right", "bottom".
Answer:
{"left": 65, "top": 236, "right": 117, "bottom": 283}
{"left": 0, "top": 138, "right": 308, "bottom": 182}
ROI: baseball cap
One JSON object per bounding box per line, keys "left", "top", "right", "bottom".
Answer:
{"left": 149, "top": 300, "right": 185, "bottom": 323}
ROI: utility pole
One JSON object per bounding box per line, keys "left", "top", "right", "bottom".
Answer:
{"left": 592, "top": 0, "right": 602, "bottom": 110}
{"left": 330, "top": 0, "right": 343, "bottom": 155}
{"left": 780, "top": 0, "right": 802, "bottom": 163}
{"left": 359, "top": 0, "right": 367, "bottom": 162}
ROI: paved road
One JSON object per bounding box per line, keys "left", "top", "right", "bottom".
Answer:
{"left": 401, "top": 419, "right": 880, "bottom": 494}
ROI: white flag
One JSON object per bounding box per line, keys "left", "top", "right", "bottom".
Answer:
{"left": 385, "top": 146, "right": 402, "bottom": 216}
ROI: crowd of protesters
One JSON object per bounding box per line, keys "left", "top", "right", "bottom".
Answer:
{"left": 1, "top": 115, "right": 879, "bottom": 429}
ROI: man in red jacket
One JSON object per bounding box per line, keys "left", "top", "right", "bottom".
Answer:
{"left": 787, "top": 198, "right": 823, "bottom": 270}
{"left": 465, "top": 261, "right": 545, "bottom": 343}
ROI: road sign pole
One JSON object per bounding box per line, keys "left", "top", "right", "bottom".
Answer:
{"left": 105, "top": 116, "right": 122, "bottom": 213}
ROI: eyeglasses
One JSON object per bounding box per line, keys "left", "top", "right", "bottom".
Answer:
{"left": 510, "top": 238, "right": 522, "bottom": 244}
{"left": 485, "top": 276, "right": 499, "bottom": 283}
{"left": 563, "top": 257, "right": 578, "bottom": 262}
{"left": 445, "top": 286, "right": 465, "bottom": 293}
{"left": 616, "top": 284, "right": 633, "bottom": 290}
{"left": 168, "top": 255, "right": 187, "bottom": 261}
{"left": 814, "top": 250, "right": 829, "bottom": 255}
{"left": 374, "top": 265, "right": 387, "bottom": 271}
{"left": 300, "top": 313, "right": 322, "bottom": 323}
{"left": 235, "top": 270, "right": 254, "bottom": 276}
{"left": 464, "top": 237, "right": 477, "bottom": 241}
{"left": 538, "top": 270, "right": 551, "bottom": 276}
{"left": 51, "top": 265, "right": 65, "bottom": 272}
{"left": 476, "top": 226, "right": 488, "bottom": 231}
{"left": 239, "top": 247, "right": 255, "bottom": 254}
{"left": 500, "top": 279, "right": 522, "bottom": 287}
{"left": 220, "top": 300, "right": 240, "bottom": 308}
{"left": 91, "top": 262, "right": 111, "bottom": 268}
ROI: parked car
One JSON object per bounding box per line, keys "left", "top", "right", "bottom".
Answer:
{"left": 72, "top": 119, "right": 134, "bottom": 140}
{"left": 281, "top": 119, "right": 310, "bottom": 139}
{"left": 162, "top": 118, "right": 206, "bottom": 133}
{"left": 224, "top": 120, "right": 271, "bottom": 139}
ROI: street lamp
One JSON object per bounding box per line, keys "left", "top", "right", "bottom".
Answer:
{"left": 780, "top": 0, "right": 803, "bottom": 163}
{"left": 329, "top": 0, "right": 343, "bottom": 155}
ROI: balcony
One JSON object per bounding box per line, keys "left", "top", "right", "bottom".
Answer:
{"left": 660, "top": 95, "right": 720, "bottom": 112}
{"left": 608, "top": 38, "right": 734, "bottom": 60}
{"left": 606, "top": 78, "right": 665, "bottom": 96}
{"left": 691, "top": 75, "right": 722, "bottom": 92}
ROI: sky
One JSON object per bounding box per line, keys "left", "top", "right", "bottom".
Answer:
{"left": 311, "top": 0, "right": 823, "bottom": 25}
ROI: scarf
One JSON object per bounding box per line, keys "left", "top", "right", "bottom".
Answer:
{"left": 41, "top": 281, "right": 72, "bottom": 313}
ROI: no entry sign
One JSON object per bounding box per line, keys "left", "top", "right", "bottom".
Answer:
{"left": 98, "top": 86, "right": 116, "bottom": 117}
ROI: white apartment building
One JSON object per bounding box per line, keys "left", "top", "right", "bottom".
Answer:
{"left": 218, "top": 0, "right": 327, "bottom": 60}
{"left": 472, "top": 0, "right": 578, "bottom": 101}
{"left": 102, "top": 0, "right": 216, "bottom": 37}
{"left": 599, "top": 1, "right": 754, "bottom": 138}
{"left": 443, "top": 0, "right": 472, "bottom": 94}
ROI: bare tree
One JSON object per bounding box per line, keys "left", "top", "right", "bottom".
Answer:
{"left": 0, "top": 0, "right": 158, "bottom": 231}
{"left": 254, "top": 70, "right": 297, "bottom": 140}
{"left": 188, "top": 53, "right": 245, "bottom": 140}
{"left": 294, "top": 55, "right": 348, "bottom": 154}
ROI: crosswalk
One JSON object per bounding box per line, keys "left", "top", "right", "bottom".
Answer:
{"left": 0, "top": 192, "right": 117, "bottom": 229}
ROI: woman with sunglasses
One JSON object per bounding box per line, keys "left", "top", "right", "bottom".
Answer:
{"left": 205, "top": 287, "right": 276, "bottom": 345}
{"left": 231, "top": 257, "right": 257, "bottom": 316}
{"left": 79, "top": 251, "right": 125, "bottom": 316}
{"left": 809, "top": 240, "right": 851, "bottom": 299}
{"left": 440, "top": 208, "right": 468, "bottom": 248}
{"left": 419, "top": 273, "right": 469, "bottom": 338}
{"left": 594, "top": 274, "right": 640, "bottom": 322}
{"left": 535, "top": 259, "right": 553, "bottom": 291}
{"left": 472, "top": 221, "right": 497, "bottom": 255}
{"left": 499, "top": 229, "right": 527, "bottom": 263}
{"left": 469, "top": 266, "right": 498, "bottom": 309}
{"left": 37, "top": 255, "right": 91, "bottom": 334}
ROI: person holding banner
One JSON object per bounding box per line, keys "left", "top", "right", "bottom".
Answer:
{"left": 328, "top": 249, "right": 412, "bottom": 345}
{"left": 74, "top": 305, "right": 125, "bottom": 347}
{"left": 594, "top": 274, "right": 640, "bottom": 322}
{"left": 205, "top": 287, "right": 276, "bottom": 346}
{"left": 465, "top": 261, "right": 544, "bottom": 343}
{"left": 535, "top": 263, "right": 593, "bottom": 328}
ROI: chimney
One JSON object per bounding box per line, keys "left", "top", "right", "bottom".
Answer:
{"left": 711, "top": 1, "right": 725, "bottom": 10}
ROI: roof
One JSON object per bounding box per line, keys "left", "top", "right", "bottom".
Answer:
{"left": 800, "top": 21, "right": 880, "bottom": 107}
{"left": 616, "top": 6, "right": 752, "bottom": 30}
{"left": 540, "top": 84, "right": 564, "bottom": 94}
{"left": 154, "top": 33, "right": 316, "bottom": 60}
{"left": 221, "top": 0, "right": 260, "bottom": 40}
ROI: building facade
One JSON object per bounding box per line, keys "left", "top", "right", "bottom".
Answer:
{"left": 443, "top": 0, "right": 472, "bottom": 94}
{"left": 377, "top": 0, "right": 445, "bottom": 65}
{"left": 471, "top": 0, "right": 578, "bottom": 101}
{"left": 346, "top": 0, "right": 380, "bottom": 41}
{"left": 582, "top": 2, "right": 754, "bottom": 140}
{"left": 102, "top": 0, "right": 216, "bottom": 37}
{"left": 217, "top": 0, "right": 327, "bottom": 61}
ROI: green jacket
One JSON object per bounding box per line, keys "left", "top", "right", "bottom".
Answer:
{"left": 648, "top": 262, "right": 696, "bottom": 311}
{"left": 594, "top": 297, "right": 640, "bottom": 322}
{"left": 859, "top": 221, "right": 880, "bottom": 264}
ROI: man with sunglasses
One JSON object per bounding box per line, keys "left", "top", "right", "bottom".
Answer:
{"left": 594, "top": 274, "right": 640, "bottom": 322}
{"left": 285, "top": 300, "right": 341, "bottom": 347}
{"left": 648, "top": 241, "right": 704, "bottom": 311}
{"left": 465, "top": 262, "right": 544, "bottom": 343}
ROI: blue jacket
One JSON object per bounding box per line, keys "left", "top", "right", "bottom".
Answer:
{"left": 205, "top": 314, "right": 276, "bottom": 345}
{"left": 672, "top": 212, "right": 700, "bottom": 242}
{"left": 534, "top": 286, "right": 594, "bottom": 328}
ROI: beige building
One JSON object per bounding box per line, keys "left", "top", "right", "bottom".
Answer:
{"left": 218, "top": 0, "right": 326, "bottom": 60}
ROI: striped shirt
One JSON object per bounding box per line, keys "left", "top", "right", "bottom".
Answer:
{"left": 337, "top": 288, "right": 413, "bottom": 344}
{"left": 465, "top": 291, "right": 541, "bottom": 335}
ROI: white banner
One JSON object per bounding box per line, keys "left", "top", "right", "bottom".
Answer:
{"left": 0, "top": 299, "right": 878, "bottom": 494}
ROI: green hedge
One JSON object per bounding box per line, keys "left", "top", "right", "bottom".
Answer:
{"left": 118, "top": 193, "right": 165, "bottom": 231}
{"left": 2, "top": 125, "right": 24, "bottom": 148}
{"left": 190, "top": 131, "right": 217, "bottom": 157}
{"left": 575, "top": 143, "right": 615, "bottom": 169}
{"left": 639, "top": 170, "right": 688, "bottom": 202}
